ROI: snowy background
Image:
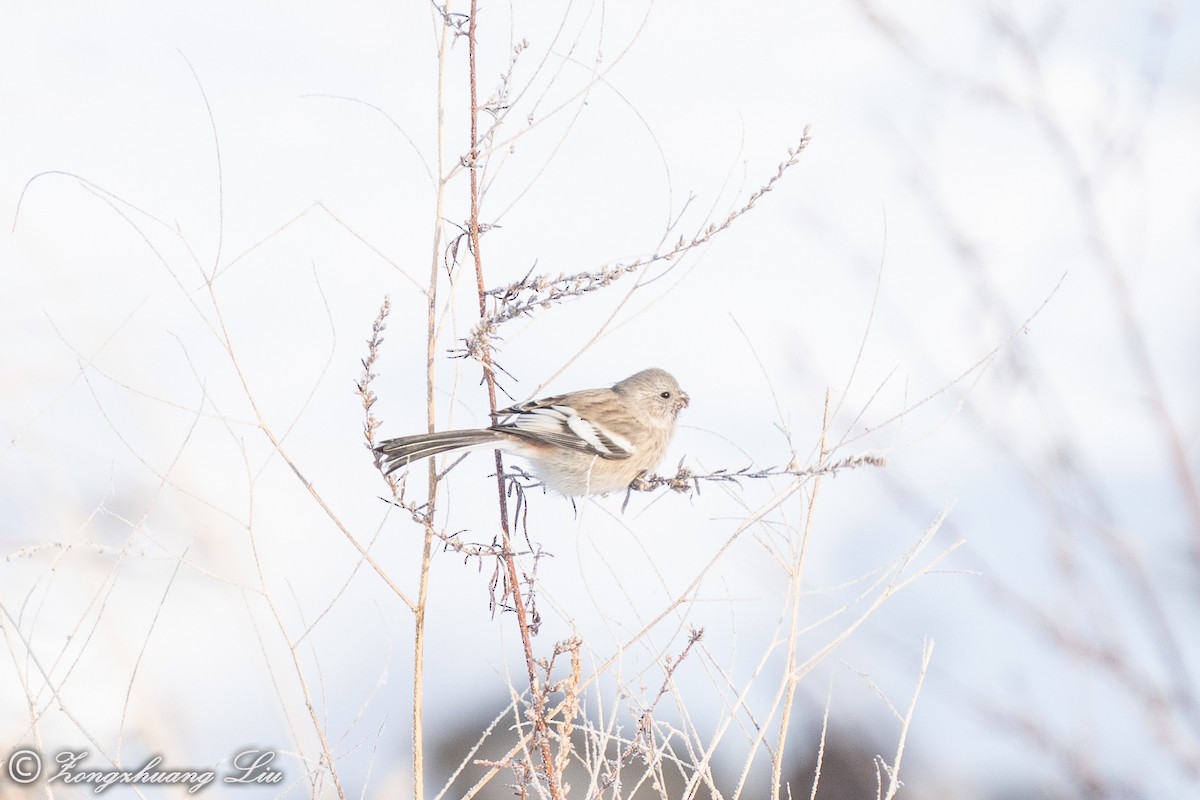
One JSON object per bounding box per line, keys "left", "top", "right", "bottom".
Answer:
{"left": 3, "top": 2, "right": 1199, "bottom": 798}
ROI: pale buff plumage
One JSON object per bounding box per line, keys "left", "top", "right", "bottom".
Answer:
{"left": 375, "top": 368, "right": 689, "bottom": 496}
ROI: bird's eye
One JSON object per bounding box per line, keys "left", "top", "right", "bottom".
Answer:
{"left": 660, "top": 391, "right": 671, "bottom": 399}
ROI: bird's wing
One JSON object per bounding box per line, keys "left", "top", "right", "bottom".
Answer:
{"left": 498, "top": 403, "right": 634, "bottom": 459}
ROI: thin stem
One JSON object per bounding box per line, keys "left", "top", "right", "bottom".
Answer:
{"left": 207, "top": 290, "right": 348, "bottom": 799}
{"left": 412, "top": 7, "right": 455, "bottom": 799}
{"left": 883, "top": 639, "right": 935, "bottom": 800}
{"left": 466, "top": 2, "right": 562, "bottom": 797}
{"left": 770, "top": 391, "right": 831, "bottom": 800}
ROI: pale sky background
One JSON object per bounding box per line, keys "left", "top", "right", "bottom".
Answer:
{"left": 3, "top": 2, "right": 1199, "bottom": 798}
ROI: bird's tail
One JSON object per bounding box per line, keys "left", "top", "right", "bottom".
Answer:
{"left": 374, "top": 429, "right": 504, "bottom": 475}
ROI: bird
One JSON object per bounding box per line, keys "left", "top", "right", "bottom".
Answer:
{"left": 375, "top": 368, "right": 688, "bottom": 496}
